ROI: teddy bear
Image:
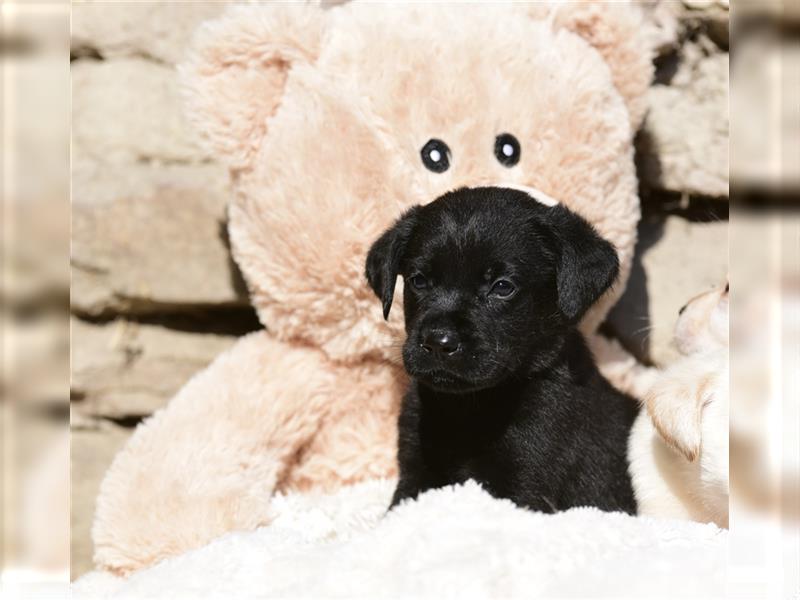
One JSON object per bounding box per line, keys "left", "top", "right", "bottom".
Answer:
{"left": 92, "top": 1, "right": 655, "bottom": 575}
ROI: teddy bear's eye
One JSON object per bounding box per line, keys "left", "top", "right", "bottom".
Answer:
{"left": 420, "top": 139, "right": 451, "bottom": 173}
{"left": 494, "top": 133, "right": 521, "bottom": 167}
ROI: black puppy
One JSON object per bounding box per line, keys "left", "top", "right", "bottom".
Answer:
{"left": 365, "top": 187, "right": 638, "bottom": 514}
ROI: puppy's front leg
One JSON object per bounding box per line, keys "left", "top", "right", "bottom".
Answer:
{"left": 389, "top": 476, "right": 423, "bottom": 509}
{"left": 388, "top": 392, "right": 429, "bottom": 510}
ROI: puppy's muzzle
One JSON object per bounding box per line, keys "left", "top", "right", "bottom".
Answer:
{"left": 420, "top": 328, "right": 462, "bottom": 358}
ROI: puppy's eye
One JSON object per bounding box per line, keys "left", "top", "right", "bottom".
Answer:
{"left": 421, "top": 139, "right": 451, "bottom": 173}
{"left": 409, "top": 274, "right": 429, "bottom": 290}
{"left": 494, "top": 133, "right": 521, "bottom": 167}
{"left": 489, "top": 279, "right": 515, "bottom": 298}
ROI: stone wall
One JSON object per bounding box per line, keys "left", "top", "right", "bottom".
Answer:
{"left": 70, "top": 1, "right": 252, "bottom": 577}
{"left": 69, "top": 1, "right": 729, "bottom": 579}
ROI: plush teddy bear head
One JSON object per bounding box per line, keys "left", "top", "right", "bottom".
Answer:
{"left": 182, "top": 2, "right": 653, "bottom": 365}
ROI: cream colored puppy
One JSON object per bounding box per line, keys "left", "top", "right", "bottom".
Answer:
{"left": 628, "top": 282, "right": 729, "bottom": 528}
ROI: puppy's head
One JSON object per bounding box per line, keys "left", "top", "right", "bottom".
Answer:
{"left": 674, "top": 281, "right": 729, "bottom": 356}
{"left": 365, "top": 187, "right": 619, "bottom": 393}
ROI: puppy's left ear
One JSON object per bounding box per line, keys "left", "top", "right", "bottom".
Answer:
{"left": 550, "top": 205, "right": 619, "bottom": 324}
{"left": 365, "top": 206, "right": 421, "bottom": 320}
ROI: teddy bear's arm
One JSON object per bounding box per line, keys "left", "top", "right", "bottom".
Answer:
{"left": 588, "top": 333, "right": 659, "bottom": 400}
{"left": 91, "top": 330, "right": 334, "bottom": 575}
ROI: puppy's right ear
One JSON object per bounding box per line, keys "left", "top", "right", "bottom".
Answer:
{"left": 365, "top": 206, "right": 421, "bottom": 320}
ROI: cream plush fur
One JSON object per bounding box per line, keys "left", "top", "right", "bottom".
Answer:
{"left": 77, "top": 480, "right": 727, "bottom": 599}
{"left": 92, "top": 2, "right": 656, "bottom": 574}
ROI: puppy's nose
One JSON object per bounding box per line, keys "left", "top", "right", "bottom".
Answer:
{"left": 421, "top": 330, "right": 461, "bottom": 357}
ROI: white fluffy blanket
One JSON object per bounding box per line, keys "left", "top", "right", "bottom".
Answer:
{"left": 73, "top": 479, "right": 726, "bottom": 599}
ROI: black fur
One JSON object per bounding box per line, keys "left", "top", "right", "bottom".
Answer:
{"left": 365, "top": 187, "right": 638, "bottom": 515}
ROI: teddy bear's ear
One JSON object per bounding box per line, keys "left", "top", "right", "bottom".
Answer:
{"left": 179, "top": 5, "right": 326, "bottom": 170}
{"left": 526, "top": 1, "right": 655, "bottom": 132}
